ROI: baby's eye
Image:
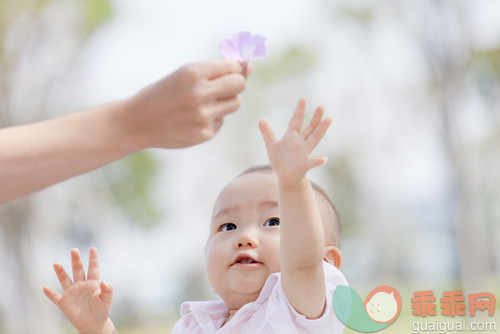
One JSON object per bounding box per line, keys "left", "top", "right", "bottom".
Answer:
{"left": 264, "top": 218, "right": 280, "bottom": 227}
{"left": 220, "top": 223, "right": 237, "bottom": 232}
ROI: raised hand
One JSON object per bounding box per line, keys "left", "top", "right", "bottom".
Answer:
{"left": 258, "top": 99, "right": 332, "bottom": 188}
{"left": 43, "top": 248, "right": 115, "bottom": 334}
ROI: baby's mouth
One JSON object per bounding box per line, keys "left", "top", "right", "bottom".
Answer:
{"left": 232, "top": 254, "right": 261, "bottom": 266}
{"left": 238, "top": 258, "right": 257, "bottom": 264}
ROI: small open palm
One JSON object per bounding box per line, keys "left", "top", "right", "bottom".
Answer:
{"left": 258, "top": 99, "right": 332, "bottom": 187}
{"left": 43, "top": 248, "right": 113, "bottom": 333}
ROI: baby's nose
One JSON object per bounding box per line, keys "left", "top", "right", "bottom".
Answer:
{"left": 234, "top": 233, "right": 258, "bottom": 249}
{"left": 237, "top": 241, "right": 254, "bottom": 248}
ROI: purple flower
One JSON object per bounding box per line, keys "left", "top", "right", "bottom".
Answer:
{"left": 219, "top": 32, "right": 267, "bottom": 63}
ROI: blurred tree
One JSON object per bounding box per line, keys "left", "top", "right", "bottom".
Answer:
{"left": 327, "top": 0, "right": 500, "bottom": 291}
{"left": 104, "top": 151, "right": 163, "bottom": 227}
{"left": 409, "top": 0, "right": 499, "bottom": 293}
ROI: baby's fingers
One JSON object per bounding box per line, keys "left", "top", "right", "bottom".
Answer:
{"left": 307, "top": 156, "right": 328, "bottom": 170}
{"left": 258, "top": 118, "right": 277, "bottom": 147}
{"left": 306, "top": 117, "right": 333, "bottom": 152}
{"left": 288, "top": 99, "right": 306, "bottom": 132}
{"left": 302, "top": 106, "right": 324, "bottom": 139}
{"left": 99, "top": 281, "right": 114, "bottom": 305}
{"left": 71, "top": 248, "right": 86, "bottom": 282}
{"left": 43, "top": 285, "right": 62, "bottom": 305}
{"left": 87, "top": 247, "right": 100, "bottom": 281}
{"left": 53, "top": 262, "right": 73, "bottom": 291}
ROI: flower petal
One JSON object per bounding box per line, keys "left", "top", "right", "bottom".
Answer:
{"left": 219, "top": 31, "right": 267, "bottom": 62}
{"left": 219, "top": 39, "right": 243, "bottom": 62}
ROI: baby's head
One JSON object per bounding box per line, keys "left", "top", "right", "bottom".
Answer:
{"left": 239, "top": 164, "right": 342, "bottom": 248}
{"left": 205, "top": 165, "right": 342, "bottom": 310}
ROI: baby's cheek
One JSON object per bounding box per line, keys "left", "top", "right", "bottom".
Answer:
{"left": 268, "top": 239, "right": 282, "bottom": 272}
{"left": 205, "top": 255, "right": 224, "bottom": 292}
{"left": 205, "top": 244, "right": 224, "bottom": 275}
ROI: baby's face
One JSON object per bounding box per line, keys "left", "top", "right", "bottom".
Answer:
{"left": 206, "top": 172, "right": 281, "bottom": 307}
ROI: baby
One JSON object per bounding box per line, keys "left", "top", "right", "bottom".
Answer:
{"left": 44, "top": 99, "right": 347, "bottom": 333}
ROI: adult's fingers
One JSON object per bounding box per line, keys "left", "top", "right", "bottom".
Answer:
{"left": 244, "top": 62, "right": 255, "bottom": 77}
{"left": 208, "top": 73, "right": 246, "bottom": 100}
{"left": 87, "top": 247, "right": 100, "bottom": 281}
{"left": 211, "top": 96, "right": 241, "bottom": 118}
{"left": 71, "top": 248, "right": 86, "bottom": 282}
{"left": 211, "top": 117, "right": 224, "bottom": 136}
{"left": 43, "top": 286, "right": 62, "bottom": 305}
{"left": 201, "top": 59, "right": 244, "bottom": 79}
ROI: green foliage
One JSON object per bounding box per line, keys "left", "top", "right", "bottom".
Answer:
{"left": 337, "top": 6, "right": 376, "bottom": 24}
{"left": 0, "top": 0, "right": 112, "bottom": 36}
{"left": 467, "top": 48, "right": 500, "bottom": 97}
{"left": 324, "top": 1, "right": 376, "bottom": 26}
{"left": 106, "top": 151, "right": 163, "bottom": 227}
{"left": 257, "top": 45, "right": 318, "bottom": 82}
{"left": 83, "top": 0, "right": 113, "bottom": 35}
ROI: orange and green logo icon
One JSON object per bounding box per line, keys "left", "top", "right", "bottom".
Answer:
{"left": 333, "top": 285, "right": 402, "bottom": 332}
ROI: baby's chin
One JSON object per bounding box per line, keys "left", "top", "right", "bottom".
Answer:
{"left": 224, "top": 273, "right": 267, "bottom": 296}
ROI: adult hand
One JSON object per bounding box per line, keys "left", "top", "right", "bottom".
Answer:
{"left": 123, "top": 59, "right": 248, "bottom": 149}
{"left": 0, "top": 59, "right": 248, "bottom": 204}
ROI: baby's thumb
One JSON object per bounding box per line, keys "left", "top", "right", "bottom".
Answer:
{"left": 100, "top": 280, "right": 114, "bottom": 304}
{"left": 308, "top": 156, "right": 328, "bottom": 170}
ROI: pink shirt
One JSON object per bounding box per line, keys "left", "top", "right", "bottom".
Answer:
{"left": 172, "top": 262, "right": 347, "bottom": 334}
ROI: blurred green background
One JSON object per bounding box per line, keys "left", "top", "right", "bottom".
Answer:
{"left": 0, "top": 0, "right": 499, "bottom": 333}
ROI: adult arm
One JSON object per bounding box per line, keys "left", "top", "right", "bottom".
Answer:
{"left": 0, "top": 59, "right": 246, "bottom": 205}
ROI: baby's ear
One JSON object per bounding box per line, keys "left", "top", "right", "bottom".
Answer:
{"left": 323, "top": 246, "right": 342, "bottom": 269}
